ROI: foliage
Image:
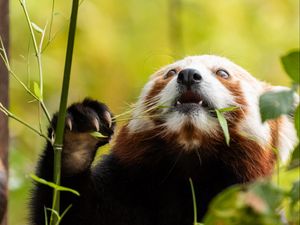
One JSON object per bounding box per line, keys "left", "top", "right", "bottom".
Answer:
{"left": 215, "top": 106, "right": 239, "bottom": 146}
{"left": 1, "top": 0, "right": 80, "bottom": 224}
{"left": 204, "top": 181, "right": 289, "bottom": 225}
{"left": 30, "top": 174, "right": 80, "bottom": 196}
{"left": 259, "top": 90, "right": 295, "bottom": 122}
{"left": 281, "top": 51, "right": 300, "bottom": 84}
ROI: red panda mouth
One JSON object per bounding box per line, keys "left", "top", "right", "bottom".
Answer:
{"left": 173, "top": 91, "right": 214, "bottom": 113}
{"left": 175, "top": 91, "right": 209, "bottom": 107}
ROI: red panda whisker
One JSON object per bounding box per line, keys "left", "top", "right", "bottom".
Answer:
{"left": 159, "top": 150, "right": 184, "bottom": 185}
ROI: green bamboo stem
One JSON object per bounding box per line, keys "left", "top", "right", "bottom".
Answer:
{"left": 49, "top": 0, "right": 79, "bottom": 224}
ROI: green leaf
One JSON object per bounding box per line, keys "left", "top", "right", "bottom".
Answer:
{"left": 59, "top": 204, "right": 73, "bottom": 224}
{"left": 31, "top": 22, "right": 44, "bottom": 33}
{"left": 33, "top": 82, "right": 43, "bottom": 100}
{"left": 295, "top": 105, "right": 300, "bottom": 139}
{"left": 216, "top": 110, "right": 230, "bottom": 146}
{"left": 30, "top": 174, "right": 80, "bottom": 196}
{"left": 204, "top": 185, "right": 243, "bottom": 224}
{"left": 290, "top": 179, "right": 300, "bottom": 206}
{"left": 46, "top": 208, "right": 60, "bottom": 221}
{"left": 281, "top": 51, "right": 300, "bottom": 84}
{"left": 44, "top": 206, "right": 49, "bottom": 225}
{"left": 90, "top": 131, "right": 107, "bottom": 138}
{"left": 288, "top": 144, "right": 300, "bottom": 170}
{"left": 217, "top": 106, "right": 239, "bottom": 113}
{"left": 249, "top": 181, "right": 284, "bottom": 212}
{"left": 259, "top": 90, "right": 294, "bottom": 122}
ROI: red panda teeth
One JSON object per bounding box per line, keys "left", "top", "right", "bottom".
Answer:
{"left": 175, "top": 99, "right": 206, "bottom": 106}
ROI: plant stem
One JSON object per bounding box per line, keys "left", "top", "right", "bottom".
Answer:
{"left": 48, "top": 0, "right": 56, "bottom": 43}
{"left": 19, "top": 0, "right": 52, "bottom": 124}
{"left": 0, "top": 103, "right": 51, "bottom": 142}
{"left": 50, "top": 0, "right": 79, "bottom": 224}
{"left": 20, "top": 0, "right": 44, "bottom": 96}
{"left": 189, "top": 178, "right": 198, "bottom": 225}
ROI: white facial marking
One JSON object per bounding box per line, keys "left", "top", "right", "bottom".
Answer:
{"left": 128, "top": 79, "right": 156, "bottom": 132}
{"left": 238, "top": 80, "right": 271, "bottom": 145}
{"left": 127, "top": 55, "right": 298, "bottom": 158}
{"left": 156, "top": 56, "right": 236, "bottom": 135}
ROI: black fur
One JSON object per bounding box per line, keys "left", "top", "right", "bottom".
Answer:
{"left": 30, "top": 99, "right": 242, "bottom": 225}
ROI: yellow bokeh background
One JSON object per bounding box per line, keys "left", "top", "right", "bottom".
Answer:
{"left": 7, "top": 0, "right": 299, "bottom": 224}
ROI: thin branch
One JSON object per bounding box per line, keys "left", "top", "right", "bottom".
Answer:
{"left": 0, "top": 103, "right": 51, "bottom": 142}
{"left": 19, "top": 0, "right": 44, "bottom": 96}
{"left": 48, "top": 0, "right": 56, "bottom": 43}
{"left": 0, "top": 36, "right": 52, "bottom": 123}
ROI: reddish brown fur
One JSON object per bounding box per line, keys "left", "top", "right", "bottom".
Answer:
{"left": 145, "top": 67, "right": 181, "bottom": 110}
{"left": 221, "top": 131, "right": 276, "bottom": 181}
{"left": 112, "top": 67, "right": 276, "bottom": 182}
{"left": 112, "top": 124, "right": 275, "bottom": 181}
{"left": 145, "top": 76, "right": 173, "bottom": 105}
{"left": 216, "top": 76, "right": 248, "bottom": 125}
{"left": 268, "top": 117, "right": 282, "bottom": 153}
{"left": 112, "top": 126, "right": 155, "bottom": 163}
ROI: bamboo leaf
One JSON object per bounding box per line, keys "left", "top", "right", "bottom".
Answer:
{"left": 290, "top": 179, "right": 300, "bottom": 206}
{"left": 288, "top": 144, "right": 300, "bottom": 170}
{"left": 259, "top": 90, "right": 294, "bottom": 122}
{"left": 295, "top": 105, "right": 300, "bottom": 139}
{"left": 90, "top": 131, "right": 107, "bottom": 138}
{"left": 30, "top": 174, "right": 80, "bottom": 196}
{"left": 44, "top": 206, "right": 49, "bottom": 225}
{"left": 217, "top": 106, "right": 239, "bottom": 113}
{"left": 31, "top": 22, "right": 44, "bottom": 33}
{"left": 216, "top": 109, "right": 230, "bottom": 146}
{"left": 33, "top": 82, "right": 43, "bottom": 100}
{"left": 58, "top": 205, "right": 73, "bottom": 224}
{"left": 46, "top": 208, "right": 60, "bottom": 221}
{"left": 281, "top": 51, "right": 300, "bottom": 84}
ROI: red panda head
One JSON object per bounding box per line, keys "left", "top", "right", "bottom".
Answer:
{"left": 114, "top": 55, "right": 298, "bottom": 166}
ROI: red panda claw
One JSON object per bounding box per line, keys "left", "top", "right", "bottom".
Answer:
{"left": 103, "top": 111, "right": 112, "bottom": 128}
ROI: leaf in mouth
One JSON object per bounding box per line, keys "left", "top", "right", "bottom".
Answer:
{"left": 215, "top": 109, "right": 230, "bottom": 146}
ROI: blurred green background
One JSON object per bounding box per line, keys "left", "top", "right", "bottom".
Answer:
{"left": 7, "top": 0, "right": 299, "bottom": 224}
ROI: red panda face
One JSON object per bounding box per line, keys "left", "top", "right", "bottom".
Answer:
{"left": 126, "top": 55, "right": 297, "bottom": 161}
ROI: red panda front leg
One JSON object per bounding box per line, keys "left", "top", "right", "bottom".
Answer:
{"left": 30, "top": 99, "right": 115, "bottom": 225}
{"left": 55, "top": 98, "right": 115, "bottom": 175}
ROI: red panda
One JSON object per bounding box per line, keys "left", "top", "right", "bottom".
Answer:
{"left": 31, "top": 55, "right": 298, "bottom": 225}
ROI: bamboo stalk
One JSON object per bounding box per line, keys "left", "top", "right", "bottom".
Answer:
{"left": 49, "top": 1, "right": 79, "bottom": 224}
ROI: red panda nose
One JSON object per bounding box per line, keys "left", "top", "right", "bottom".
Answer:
{"left": 177, "top": 69, "right": 202, "bottom": 87}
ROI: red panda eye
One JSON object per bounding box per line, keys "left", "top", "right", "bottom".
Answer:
{"left": 216, "top": 69, "right": 230, "bottom": 79}
{"left": 164, "top": 69, "right": 177, "bottom": 79}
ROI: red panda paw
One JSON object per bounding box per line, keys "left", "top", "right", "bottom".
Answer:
{"left": 50, "top": 98, "right": 115, "bottom": 175}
